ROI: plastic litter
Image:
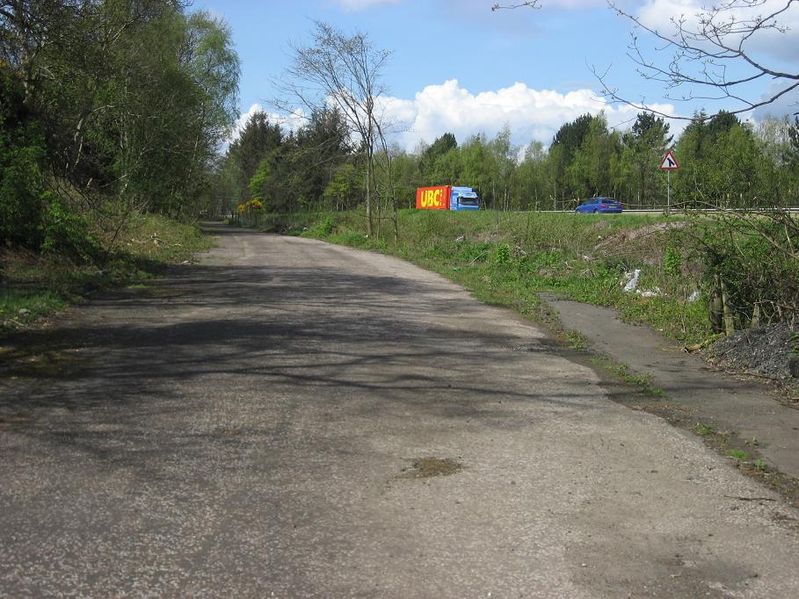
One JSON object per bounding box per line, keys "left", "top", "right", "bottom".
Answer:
{"left": 622, "top": 269, "right": 641, "bottom": 292}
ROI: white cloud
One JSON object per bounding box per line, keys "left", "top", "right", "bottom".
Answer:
{"left": 229, "top": 103, "right": 306, "bottom": 143}
{"left": 231, "top": 82, "right": 680, "bottom": 153}
{"left": 375, "top": 79, "right": 676, "bottom": 151}
{"left": 753, "top": 84, "right": 799, "bottom": 120}
{"left": 635, "top": 0, "right": 799, "bottom": 60}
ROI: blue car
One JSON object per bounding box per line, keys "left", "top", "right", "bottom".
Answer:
{"left": 575, "top": 197, "right": 623, "bottom": 214}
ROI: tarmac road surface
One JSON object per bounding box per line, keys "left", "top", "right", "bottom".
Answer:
{"left": 1, "top": 223, "right": 799, "bottom": 597}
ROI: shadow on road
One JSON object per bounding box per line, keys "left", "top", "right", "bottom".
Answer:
{"left": 1, "top": 258, "right": 627, "bottom": 473}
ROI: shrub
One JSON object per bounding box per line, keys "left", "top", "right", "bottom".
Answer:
{"left": 41, "top": 194, "right": 101, "bottom": 261}
{"left": 494, "top": 243, "right": 512, "bottom": 265}
{"left": 0, "top": 79, "right": 48, "bottom": 248}
{"left": 315, "top": 215, "right": 335, "bottom": 236}
{"left": 689, "top": 213, "right": 799, "bottom": 328}
{"left": 663, "top": 245, "right": 682, "bottom": 278}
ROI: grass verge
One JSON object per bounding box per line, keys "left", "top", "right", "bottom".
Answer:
{"left": 283, "top": 209, "right": 712, "bottom": 345}
{"left": 1, "top": 213, "right": 211, "bottom": 331}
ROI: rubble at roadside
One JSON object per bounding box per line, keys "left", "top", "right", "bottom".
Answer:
{"left": 706, "top": 322, "right": 799, "bottom": 395}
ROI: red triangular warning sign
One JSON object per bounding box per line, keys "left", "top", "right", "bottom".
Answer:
{"left": 659, "top": 149, "right": 680, "bottom": 170}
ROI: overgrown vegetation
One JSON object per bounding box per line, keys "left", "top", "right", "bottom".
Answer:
{"left": 688, "top": 210, "right": 799, "bottom": 331}
{"left": 272, "top": 210, "right": 710, "bottom": 342}
{"left": 285, "top": 209, "right": 796, "bottom": 345}
{"left": 1, "top": 214, "right": 211, "bottom": 329}
{"left": 1, "top": 1, "right": 239, "bottom": 324}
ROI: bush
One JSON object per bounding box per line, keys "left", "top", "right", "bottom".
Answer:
{"left": 313, "top": 215, "right": 335, "bottom": 236}
{"left": 0, "top": 76, "right": 48, "bottom": 248}
{"left": 41, "top": 194, "right": 101, "bottom": 261}
{"left": 494, "top": 243, "right": 512, "bottom": 265}
{"left": 689, "top": 213, "right": 799, "bottom": 328}
{"left": 663, "top": 245, "right": 682, "bottom": 278}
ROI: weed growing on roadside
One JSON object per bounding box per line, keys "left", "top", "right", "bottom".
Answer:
{"left": 663, "top": 245, "right": 682, "bottom": 278}
{"left": 0, "top": 290, "right": 66, "bottom": 325}
{"left": 589, "top": 355, "right": 664, "bottom": 397}
{"left": 612, "top": 363, "right": 654, "bottom": 390}
{"left": 728, "top": 449, "right": 750, "bottom": 461}
{"left": 494, "top": 243, "right": 511, "bottom": 265}
{"left": 564, "top": 330, "right": 589, "bottom": 351}
{"left": 314, "top": 215, "right": 335, "bottom": 237}
{"left": 694, "top": 422, "right": 716, "bottom": 436}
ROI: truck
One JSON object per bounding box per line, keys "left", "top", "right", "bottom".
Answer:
{"left": 415, "top": 185, "right": 480, "bottom": 211}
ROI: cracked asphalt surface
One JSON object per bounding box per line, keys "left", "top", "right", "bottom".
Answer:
{"left": 2, "top": 223, "right": 799, "bottom": 597}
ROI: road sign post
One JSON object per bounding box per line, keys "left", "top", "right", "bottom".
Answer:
{"left": 667, "top": 170, "right": 671, "bottom": 217}
{"left": 659, "top": 149, "right": 680, "bottom": 216}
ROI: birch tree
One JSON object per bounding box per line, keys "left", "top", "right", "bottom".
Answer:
{"left": 278, "top": 21, "right": 390, "bottom": 235}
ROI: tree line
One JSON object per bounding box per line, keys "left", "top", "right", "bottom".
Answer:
{"left": 1, "top": 0, "right": 239, "bottom": 258}
{"left": 218, "top": 107, "right": 799, "bottom": 219}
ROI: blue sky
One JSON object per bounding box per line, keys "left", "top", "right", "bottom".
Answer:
{"left": 192, "top": 0, "right": 799, "bottom": 151}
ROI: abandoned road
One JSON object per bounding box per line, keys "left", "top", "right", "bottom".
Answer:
{"left": 1, "top": 223, "right": 798, "bottom": 597}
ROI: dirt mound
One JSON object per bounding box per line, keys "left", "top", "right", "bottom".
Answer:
{"left": 593, "top": 221, "right": 686, "bottom": 253}
{"left": 592, "top": 221, "right": 689, "bottom": 267}
{"left": 707, "top": 323, "right": 799, "bottom": 384}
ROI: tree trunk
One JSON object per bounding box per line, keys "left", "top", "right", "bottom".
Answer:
{"left": 721, "top": 279, "right": 735, "bottom": 336}
{"left": 709, "top": 275, "right": 724, "bottom": 333}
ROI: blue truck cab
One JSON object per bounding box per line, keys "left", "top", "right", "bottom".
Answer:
{"left": 450, "top": 186, "right": 480, "bottom": 211}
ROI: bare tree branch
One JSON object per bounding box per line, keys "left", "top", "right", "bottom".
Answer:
{"left": 495, "top": 1, "right": 798, "bottom": 118}
{"left": 274, "top": 21, "right": 391, "bottom": 236}
{"left": 491, "top": 1, "right": 541, "bottom": 10}
{"left": 600, "top": 0, "right": 799, "bottom": 118}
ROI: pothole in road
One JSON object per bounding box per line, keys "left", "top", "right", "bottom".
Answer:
{"left": 402, "top": 457, "right": 463, "bottom": 478}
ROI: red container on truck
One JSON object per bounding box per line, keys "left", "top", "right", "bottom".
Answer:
{"left": 416, "top": 185, "right": 449, "bottom": 210}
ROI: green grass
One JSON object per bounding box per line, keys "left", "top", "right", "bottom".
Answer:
{"left": 753, "top": 458, "right": 769, "bottom": 472}
{"left": 1, "top": 213, "right": 212, "bottom": 331}
{"left": 694, "top": 422, "right": 717, "bottom": 437}
{"left": 728, "top": 449, "right": 750, "bottom": 461}
{"left": 115, "top": 212, "right": 213, "bottom": 263}
{"left": 592, "top": 355, "right": 665, "bottom": 397}
{"left": 564, "top": 329, "right": 590, "bottom": 351}
{"left": 294, "top": 209, "right": 712, "bottom": 345}
{"left": 0, "top": 289, "right": 67, "bottom": 325}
